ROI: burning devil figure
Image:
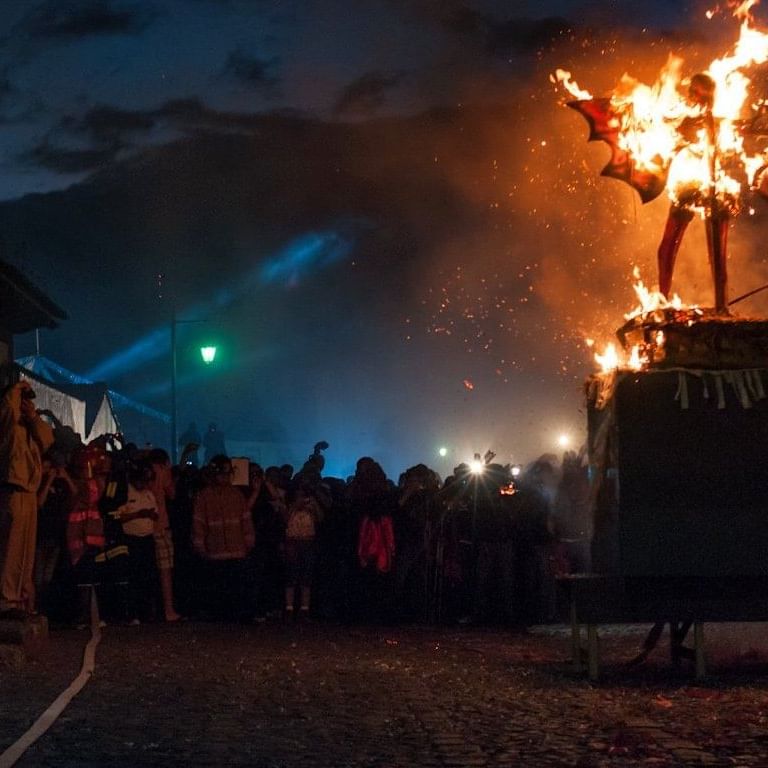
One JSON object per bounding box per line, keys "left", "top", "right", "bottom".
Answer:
{"left": 555, "top": 2, "right": 768, "bottom": 313}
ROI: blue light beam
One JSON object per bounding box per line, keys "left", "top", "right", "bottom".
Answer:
{"left": 85, "top": 228, "right": 356, "bottom": 381}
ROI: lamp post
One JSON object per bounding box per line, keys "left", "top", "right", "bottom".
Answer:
{"left": 171, "top": 307, "right": 178, "bottom": 464}
{"left": 170, "top": 308, "right": 216, "bottom": 464}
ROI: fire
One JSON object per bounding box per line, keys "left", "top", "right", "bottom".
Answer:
{"left": 553, "top": 2, "right": 768, "bottom": 214}
{"left": 592, "top": 341, "right": 648, "bottom": 373}
{"left": 594, "top": 342, "right": 620, "bottom": 371}
{"left": 590, "top": 268, "right": 678, "bottom": 373}
{"left": 625, "top": 267, "right": 685, "bottom": 320}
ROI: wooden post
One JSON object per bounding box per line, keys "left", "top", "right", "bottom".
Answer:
{"left": 694, "top": 622, "right": 706, "bottom": 680}
{"left": 570, "top": 599, "right": 582, "bottom": 672}
{"left": 587, "top": 624, "right": 599, "bottom": 681}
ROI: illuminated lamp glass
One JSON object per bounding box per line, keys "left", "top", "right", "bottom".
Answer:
{"left": 200, "top": 346, "right": 217, "bottom": 364}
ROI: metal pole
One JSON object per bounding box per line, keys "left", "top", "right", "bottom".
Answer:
{"left": 171, "top": 305, "right": 178, "bottom": 464}
{"left": 470, "top": 479, "right": 478, "bottom": 622}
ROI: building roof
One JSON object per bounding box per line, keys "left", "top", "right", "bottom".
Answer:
{"left": 0, "top": 258, "right": 67, "bottom": 334}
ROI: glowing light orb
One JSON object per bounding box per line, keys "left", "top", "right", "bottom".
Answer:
{"left": 557, "top": 433, "right": 571, "bottom": 448}
{"left": 200, "top": 346, "right": 217, "bottom": 364}
{"left": 438, "top": 447, "right": 448, "bottom": 458}
{"left": 511, "top": 465, "right": 521, "bottom": 477}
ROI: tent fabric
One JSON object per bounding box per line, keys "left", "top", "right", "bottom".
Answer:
{"left": 86, "top": 396, "right": 118, "bottom": 443}
{"left": 15, "top": 359, "right": 123, "bottom": 444}
{"left": 18, "top": 368, "right": 87, "bottom": 439}
{"left": 47, "top": 382, "right": 118, "bottom": 438}
{"left": 16, "top": 356, "right": 168, "bottom": 423}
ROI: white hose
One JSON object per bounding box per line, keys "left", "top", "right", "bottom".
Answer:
{"left": 0, "top": 588, "right": 102, "bottom": 768}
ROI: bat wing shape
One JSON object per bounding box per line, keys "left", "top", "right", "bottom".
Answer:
{"left": 569, "top": 98, "right": 668, "bottom": 204}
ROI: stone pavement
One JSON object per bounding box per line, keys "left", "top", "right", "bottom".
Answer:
{"left": 1, "top": 621, "right": 768, "bottom": 766}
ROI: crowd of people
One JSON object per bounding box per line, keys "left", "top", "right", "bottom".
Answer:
{"left": 0, "top": 379, "right": 593, "bottom": 628}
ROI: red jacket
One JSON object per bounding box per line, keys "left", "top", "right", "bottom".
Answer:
{"left": 358, "top": 515, "right": 395, "bottom": 573}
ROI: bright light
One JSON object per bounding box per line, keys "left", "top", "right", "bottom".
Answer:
{"left": 511, "top": 465, "right": 521, "bottom": 477}
{"left": 469, "top": 459, "right": 484, "bottom": 474}
{"left": 438, "top": 446, "right": 448, "bottom": 458}
{"left": 200, "top": 346, "right": 217, "bottom": 364}
{"left": 557, "top": 433, "right": 571, "bottom": 448}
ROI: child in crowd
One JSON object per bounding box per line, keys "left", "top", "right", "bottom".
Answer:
{"left": 283, "top": 483, "right": 322, "bottom": 616}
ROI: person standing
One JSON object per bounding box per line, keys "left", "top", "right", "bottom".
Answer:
{"left": 283, "top": 483, "right": 322, "bottom": 617}
{"left": 148, "top": 449, "right": 182, "bottom": 621}
{"left": 35, "top": 451, "right": 76, "bottom": 614}
{"left": 0, "top": 381, "right": 54, "bottom": 617}
{"left": 202, "top": 424, "right": 226, "bottom": 465}
{"left": 178, "top": 422, "right": 201, "bottom": 466}
{"left": 192, "top": 455, "right": 255, "bottom": 620}
{"left": 117, "top": 460, "right": 160, "bottom": 624}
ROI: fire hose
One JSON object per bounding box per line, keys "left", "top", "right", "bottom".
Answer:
{"left": 0, "top": 590, "right": 102, "bottom": 768}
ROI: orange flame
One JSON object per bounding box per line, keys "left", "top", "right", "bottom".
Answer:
{"left": 625, "top": 266, "right": 686, "bottom": 320}
{"left": 590, "top": 270, "right": 683, "bottom": 373}
{"left": 555, "top": 1, "right": 768, "bottom": 214}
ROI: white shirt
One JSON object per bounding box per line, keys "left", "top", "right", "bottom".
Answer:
{"left": 119, "top": 485, "right": 157, "bottom": 537}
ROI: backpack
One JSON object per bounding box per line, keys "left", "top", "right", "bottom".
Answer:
{"left": 286, "top": 499, "right": 316, "bottom": 539}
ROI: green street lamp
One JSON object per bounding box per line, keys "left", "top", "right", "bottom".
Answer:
{"left": 200, "top": 345, "right": 217, "bottom": 364}
{"left": 170, "top": 309, "right": 215, "bottom": 463}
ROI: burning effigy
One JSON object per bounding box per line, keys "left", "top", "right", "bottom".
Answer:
{"left": 553, "top": 2, "right": 768, "bottom": 676}
{"left": 556, "top": 1, "right": 768, "bottom": 310}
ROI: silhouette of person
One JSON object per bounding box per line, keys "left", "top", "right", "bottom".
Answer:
{"left": 179, "top": 422, "right": 202, "bottom": 466}
{"left": 203, "top": 423, "right": 226, "bottom": 465}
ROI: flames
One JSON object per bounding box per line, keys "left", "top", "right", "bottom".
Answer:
{"left": 556, "top": 3, "right": 768, "bottom": 373}
{"left": 589, "top": 269, "right": 675, "bottom": 372}
{"left": 624, "top": 267, "right": 686, "bottom": 320}
{"left": 553, "top": 2, "right": 768, "bottom": 214}
{"left": 589, "top": 335, "right": 662, "bottom": 374}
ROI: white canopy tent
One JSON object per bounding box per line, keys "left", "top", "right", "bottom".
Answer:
{"left": 17, "top": 359, "right": 119, "bottom": 444}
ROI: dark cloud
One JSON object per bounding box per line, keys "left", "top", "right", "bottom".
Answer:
{"left": 153, "top": 98, "right": 275, "bottom": 131}
{"left": 0, "top": 74, "right": 15, "bottom": 118}
{"left": 61, "top": 105, "right": 155, "bottom": 144}
{"left": 441, "top": 7, "right": 573, "bottom": 56}
{"left": 220, "top": 50, "right": 280, "bottom": 96}
{"left": 333, "top": 71, "right": 407, "bottom": 116}
{"left": 28, "top": 98, "right": 299, "bottom": 174}
{"left": 23, "top": 140, "right": 121, "bottom": 173}
{"left": 21, "top": 0, "right": 157, "bottom": 39}
{"left": 483, "top": 16, "right": 573, "bottom": 55}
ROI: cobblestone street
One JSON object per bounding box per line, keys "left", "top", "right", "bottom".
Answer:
{"left": 1, "top": 621, "right": 767, "bottom": 767}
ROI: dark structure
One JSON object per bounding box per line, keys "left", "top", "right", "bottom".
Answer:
{"left": 589, "top": 366, "right": 768, "bottom": 577}
{"left": 0, "top": 258, "right": 67, "bottom": 389}
{"left": 562, "top": 318, "right": 768, "bottom": 678}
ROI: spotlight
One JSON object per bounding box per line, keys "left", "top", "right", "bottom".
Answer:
{"left": 438, "top": 446, "right": 448, "bottom": 458}
{"left": 557, "top": 433, "right": 570, "bottom": 448}
{"left": 470, "top": 459, "right": 484, "bottom": 475}
{"left": 511, "top": 465, "right": 521, "bottom": 478}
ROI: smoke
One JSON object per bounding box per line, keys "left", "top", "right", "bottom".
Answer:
{"left": 9, "top": 4, "right": 768, "bottom": 474}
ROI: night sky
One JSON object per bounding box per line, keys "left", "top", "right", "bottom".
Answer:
{"left": 6, "top": 0, "right": 768, "bottom": 478}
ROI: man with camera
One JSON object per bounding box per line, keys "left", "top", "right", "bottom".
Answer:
{"left": 0, "top": 380, "right": 54, "bottom": 617}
